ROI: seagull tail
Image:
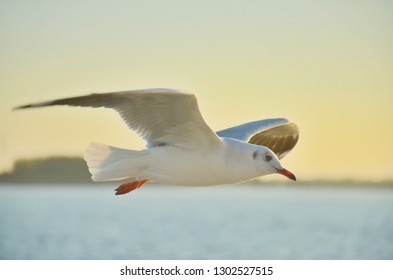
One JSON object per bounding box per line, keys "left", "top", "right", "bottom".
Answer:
{"left": 84, "top": 142, "right": 148, "bottom": 182}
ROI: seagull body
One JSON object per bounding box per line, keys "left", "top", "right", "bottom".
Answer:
{"left": 15, "top": 88, "right": 299, "bottom": 195}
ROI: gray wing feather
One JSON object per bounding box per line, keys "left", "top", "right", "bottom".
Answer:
{"left": 15, "top": 88, "right": 221, "bottom": 148}
{"left": 216, "top": 118, "right": 299, "bottom": 159}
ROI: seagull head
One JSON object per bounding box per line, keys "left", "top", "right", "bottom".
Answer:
{"left": 252, "top": 147, "right": 296, "bottom": 181}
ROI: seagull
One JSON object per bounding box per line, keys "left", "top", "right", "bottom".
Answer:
{"left": 14, "top": 88, "right": 299, "bottom": 195}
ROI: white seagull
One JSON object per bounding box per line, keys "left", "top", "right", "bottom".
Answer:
{"left": 15, "top": 88, "right": 299, "bottom": 195}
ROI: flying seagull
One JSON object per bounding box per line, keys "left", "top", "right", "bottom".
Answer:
{"left": 15, "top": 88, "right": 299, "bottom": 195}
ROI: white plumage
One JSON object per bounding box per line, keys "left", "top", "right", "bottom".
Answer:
{"left": 15, "top": 88, "right": 299, "bottom": 195}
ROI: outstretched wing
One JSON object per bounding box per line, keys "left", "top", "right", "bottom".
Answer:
{"left": 216, "top": 118, "right": 299, "bottom": 159}
{"left": 15, "top": 88, "right": 222, "bottom": 149}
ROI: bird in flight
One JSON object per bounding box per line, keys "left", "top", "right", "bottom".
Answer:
{"left": 15, "top": 88, "right": 299, "bottom": 195}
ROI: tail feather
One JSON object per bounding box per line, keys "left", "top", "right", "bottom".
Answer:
{"left": 84, "top": 142, "right": 147, "bottom": 182}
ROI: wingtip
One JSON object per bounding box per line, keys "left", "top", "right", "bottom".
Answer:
{"left": 12, "top": 100, "right": 54, "bottom": 111}
{"left": 13, "top": 104, "right": 32, "bottom": 111}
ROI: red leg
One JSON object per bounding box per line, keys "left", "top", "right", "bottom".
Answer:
{"left": 115, "top": 179, "right": 148, "bottom": 195}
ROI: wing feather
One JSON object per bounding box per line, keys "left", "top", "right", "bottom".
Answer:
{"left": 216, "top": 118, "right": 299, "bottom": 159}
{"left": 15, "top": 88, "right": 221, "bottom": 149}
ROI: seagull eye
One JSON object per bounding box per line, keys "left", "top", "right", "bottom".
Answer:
{"left": 264, "top": 154, "right": 272, "bottom": 162}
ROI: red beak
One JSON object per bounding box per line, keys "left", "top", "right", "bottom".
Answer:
{"left": 275, "top": 167, "right": 296, "bottom": 181}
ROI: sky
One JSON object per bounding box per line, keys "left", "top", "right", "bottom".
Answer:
{"left": 1, "top": 0, "right": 392, "bottom": 181}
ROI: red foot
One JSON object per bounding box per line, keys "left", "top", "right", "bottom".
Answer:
{"left": 115, "top": 179, "right": 148, "bottom": 195}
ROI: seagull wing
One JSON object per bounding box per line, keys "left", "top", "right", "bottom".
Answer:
{"left": 15, "top": 88, "right": 222, "bottom": 149}
{"left": 216, "top": 118, "right": 299, "bottom": 159}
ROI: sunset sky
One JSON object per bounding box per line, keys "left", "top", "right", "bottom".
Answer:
{"left": 1, "top": 0, "right": 392, "bottom": 181}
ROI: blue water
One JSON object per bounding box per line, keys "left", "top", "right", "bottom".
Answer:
{"left": 0, "top": 184, "right": 392, "bottom": 260}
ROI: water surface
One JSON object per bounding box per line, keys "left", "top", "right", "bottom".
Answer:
{"left": 1, "top": 184, "right": 392, "bottom": 259}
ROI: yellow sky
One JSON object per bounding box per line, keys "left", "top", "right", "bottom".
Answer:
{"left": 1, "top": 0, "right": 393, "bottom": 181}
